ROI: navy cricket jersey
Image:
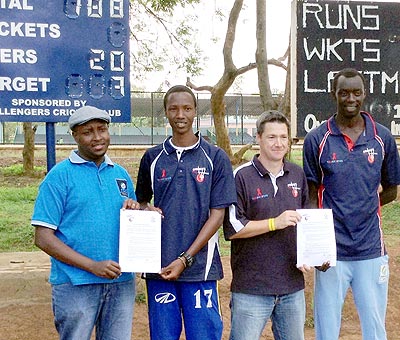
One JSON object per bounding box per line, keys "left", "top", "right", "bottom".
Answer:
{"left": 135, "top": 134, "right": 236, "bottom": 281}
{"left": 224, "top": 156, "right": 309, "bottom": 295}
{"left": 303, "top": 112, "right": 400, "bottom": 261}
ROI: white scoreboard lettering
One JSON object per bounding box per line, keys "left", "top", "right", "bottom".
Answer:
{"left": 0, "top": 0, "right": 130, "bottom": 123}
{"left": 294, "top": 0, "right": 400, "bottom": 137}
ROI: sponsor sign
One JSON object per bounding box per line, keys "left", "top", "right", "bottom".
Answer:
{"left": 0, "top": 0, "right": 130, "bottom": 122}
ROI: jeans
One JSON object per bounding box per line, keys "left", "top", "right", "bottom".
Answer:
{"left": 52, "top": 279, "right": 135, "bottom": 340}
{"left": 314, "top": 256, "right": 389, "bottom": 340}
{"left": 229, "top": 290, "right": 305, "bottom": 340}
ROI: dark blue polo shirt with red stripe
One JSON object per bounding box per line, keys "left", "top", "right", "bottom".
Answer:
{"left": 303, "top": 112, "right": 400, "bottom": 261}
{"left": 135, "top": 134, "right": 236, "bottom": 281}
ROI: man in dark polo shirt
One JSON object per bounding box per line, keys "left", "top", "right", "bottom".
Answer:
{"left": 224, "top": 110, "right": 311, "bottom": 340}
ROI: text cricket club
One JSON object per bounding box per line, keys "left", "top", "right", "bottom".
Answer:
{"left": 0, "top": 100, "right": 123, "bottom": 118}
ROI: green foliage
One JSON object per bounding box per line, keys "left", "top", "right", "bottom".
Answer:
{"left": 288, "top": 148, "right": 303, "bottom": 166}
{"left": 135, "top": 291, "right": 147, "bottom": 304}
{"left": 218, "top": 229, "right": 230, "bottom": 257}
{"left": 183, "top": 49, "right": 203, "bottom": 75}
{"left": 135, "top": 276, "right": 148, "bottom": 303}
{"left": 0, "top": 146, "right": 398, "bottom": 256}
{"left": 2, "top": 122, "right": 18, "bottom": 143}
{"left": 147, "top": 0, "right": 200, "bottom": 13}
{"left": 0, "top": 186, "right": 38, "bottom": 252}
{"left": 217, "top": 194, "right": 400, "bottom": 258}
{"left": 381, "top": 201, "right": 400, "bottom": 235}
{"left": 240, "top": 148, "right": 303, "bottom": 167}
{"left": 130, "top": 0, "right": 204, "bottom": 83}
{"left": 305, "top": 316, "right": 315, "bottom": 329}
{"left": 0, "top": 164, "right": 45, "bottom": 177}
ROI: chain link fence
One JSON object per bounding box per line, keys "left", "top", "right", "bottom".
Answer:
{"left": 6, "top": 91, "right": 265, "bottom": 145}
{"left": 130, "top": 91, "right": 265, "bottom": 145}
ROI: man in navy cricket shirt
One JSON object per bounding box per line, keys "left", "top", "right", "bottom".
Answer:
{"left": 303, "top": 67, "right": 400, "bottom": 340}
{"left": 135, "top": 85, "right": 236, "bottom": 340}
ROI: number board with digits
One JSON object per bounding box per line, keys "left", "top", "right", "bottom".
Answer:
{"left": 0, "top": 0, "right": 131, "bottom": 123}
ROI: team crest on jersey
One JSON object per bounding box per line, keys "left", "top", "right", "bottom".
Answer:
{"left": 363, "top": 147, "right": 377, "bottom": 164}
{"left": 287, "top": 182, "right": 300, "bottom": 198}
{"left": 116, "top": 179, "right": 128, "bottom": 197}
{"left": 192, "top": 166, "right": 209, "bottom": 183}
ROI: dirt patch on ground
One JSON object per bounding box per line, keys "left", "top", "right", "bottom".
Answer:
{"left": 1, "top": 149, "right": 399, "bottom": 339}
{"left": 0, "top": 245, "right": 399, "bottom": 340}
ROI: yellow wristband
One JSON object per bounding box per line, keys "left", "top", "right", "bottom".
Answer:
{"left": 268, "top": 218, "right": 276, "bottom": 232}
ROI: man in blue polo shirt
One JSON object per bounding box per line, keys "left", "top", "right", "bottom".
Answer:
{"left": 224, "top": 110, "right": 311, "bottom": 340}
{"left": 135, "top": 85, "right": 236, "bottom": 340}
{"left": 303, "top": 68, "right": 400, "bottom": 340}
{"left": 32, "top": 105, "right": 140, "bottom": 340}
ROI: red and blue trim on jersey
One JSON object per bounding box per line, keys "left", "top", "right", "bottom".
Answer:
{"left": 135, "top": 134, "right": 237, "bottom": 281}
{"left": 303, "top": 112, "right": 400, "bottom": 261}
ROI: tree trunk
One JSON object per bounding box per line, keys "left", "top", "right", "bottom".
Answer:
{"left": 279, "top": 35, "right": 291, "bottom": 120}
{"left": 22, "top": 123, "right": 36, "bottom": 175}
{"left": 187, "top": 0, "right": 289, "bottom": 164}
{"left": 256, "top": 0, "right": 275, "bottom": 111}
{"left": 210, "top": 90, "right": 233, "bottom": 159}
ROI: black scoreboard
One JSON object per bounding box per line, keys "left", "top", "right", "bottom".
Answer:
{"left": 293, "top": 0, "right": 400, "bottom": 137}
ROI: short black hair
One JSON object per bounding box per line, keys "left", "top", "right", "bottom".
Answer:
{"left": 256, "top": 110, "right": 290, "bottom": 135}
{"left": 163, "top": 85, "right": 197, "bottom": 110}
{"left": 331, "top": 68, "right": 366, "bottom": 93}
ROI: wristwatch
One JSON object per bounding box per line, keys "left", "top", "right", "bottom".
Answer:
{"left": 179, "top": 251, "right": 195, "bottom": 268}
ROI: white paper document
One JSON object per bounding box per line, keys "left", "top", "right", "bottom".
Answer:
{"left": 296, "top": 209, "right": 336, "bottom": 267}
{"left": 119, "top": 209, "right": 161, "bottom": 273}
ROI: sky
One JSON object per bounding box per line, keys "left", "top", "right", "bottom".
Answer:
{"left": 202, "top": 0, "right": 293, "bottom": 94}
{"left": 142, "top": 0, "right": 399, "bottom": 94}
{"left": 142, "top": 0, "right": 293, "bottom": 93}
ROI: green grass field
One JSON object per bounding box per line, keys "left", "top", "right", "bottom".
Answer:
{"left": 0, "top": 147, "right": 399, "bottom": 253}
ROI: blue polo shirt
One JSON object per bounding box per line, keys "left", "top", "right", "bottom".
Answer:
{"left": 303, "top": 112, "right": 400, "bottom": 261}
{"left": 135, "top": 134, "right": 237, "bottom": 281}
{"left": 224, "top": 156, "right": 308, "bottom": 295}
{"left": 32, "top": 151, "right": 135, "bottom": 285}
